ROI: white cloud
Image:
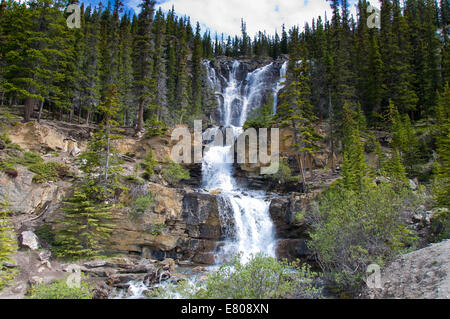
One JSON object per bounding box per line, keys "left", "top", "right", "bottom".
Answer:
{"left": 126, "top": 0, "right": 360, "bottom": 37}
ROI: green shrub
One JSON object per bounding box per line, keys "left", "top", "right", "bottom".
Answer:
{"left": 155, "top": 253, "right": 321, "bottom": 299}
{"left": 0, "top": 133, "right": 11, "bottom": 145}
{"left": 266, "top": 158, "right": 298, "bottom": 184}
{"left": 130, "top": 194, "right": 155, "bottom": 219}
{"left": 141, "top": 149, "right": 158, "bottom": 180}
{"left": 307, "top": 182, "right": 421, "bottom": 295}
{"left": 0, "top": 199, "right": 18, "bottom": 290}
{"left": 162, "top": 157, "right": 190, "bottom": 184}
{"left": 243, "top": 96, "right": 274, "bottom": 130}
{"left": 364, "top": 134, "right": 378, "bottom": 154}
{"left": 149, "top": 223, "right": 166, "bottom": 236}
{"left": 29, "top": 162, "right": 73, "bottom": 184}
{"left": 35, "top": 224, "right": 55, "bottom": 246}
{"left": 144, "top": 115, "right": 167, "bottom": 137}
{"left": 28, "top": 277, "right": 94, "bottom": 299}
{"left": 21, "top": 152, "right": 43, "bottom": 166}
{"left": 124, "top": 175, "right": 145, "bottom": 185}
{"left": 429, "top": 208, "right": 450, "bottom": 243}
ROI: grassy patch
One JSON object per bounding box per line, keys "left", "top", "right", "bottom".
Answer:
{"left": 27, "top": 277, "right": 94, "bottom": 299}
{"left": 29, "top": 162, "right": 74, "bottom": 184}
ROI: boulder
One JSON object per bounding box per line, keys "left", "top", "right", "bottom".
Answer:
{"left": 69, "top": 146, "right": 81, "bottom": 157}
{"left": 29, "top": 276, "right": 44, "bottom": 286}
{"left": 20, "top": 231, "right": 40, "bottom": 250}
{"left": 362, "top": 240, "right": 450, "bottom": 299}
{"left": 192, "top": 253, "right": 216, "bottom": 265}
{"left": 38, "top": 250, "right": 51, "bottom": 262}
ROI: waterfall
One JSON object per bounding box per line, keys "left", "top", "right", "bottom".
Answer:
{"left": 202, "top": 60, "right": 286, "bottom": 263}
{"left": 273, "top": 61, "right": 288, "bottom": 115}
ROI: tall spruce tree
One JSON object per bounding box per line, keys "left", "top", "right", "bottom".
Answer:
{"left": 433, "top": 83, "right": 450, "bottom": 207}
{"left": 153, "top": 8, "right": 168, "bottom": 121}
{"left": 192, "top": 22, "right": 203, "bottom": 116}
{"left": 278, "top": 28, "right": 320, "bottom": 190}
{"left": 132, "top": 0, "right": 155, "bottom": 133}
{"left": 340, "top": 102, "right": 369, "bottom": 191}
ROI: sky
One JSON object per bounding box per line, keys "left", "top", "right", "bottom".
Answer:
{"left": 85, "top": 0, "right": 361, "bottom": 37}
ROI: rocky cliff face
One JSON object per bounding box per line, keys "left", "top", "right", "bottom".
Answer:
{"left": 107, "top": 184, "right": 222, "bottom": 265}
{"left": 269, "top": 193, "right": 319, "bottom": 263}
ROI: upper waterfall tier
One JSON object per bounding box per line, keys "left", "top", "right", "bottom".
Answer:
{"left": 204, "top": 58, "right": 288, "bottom": 127}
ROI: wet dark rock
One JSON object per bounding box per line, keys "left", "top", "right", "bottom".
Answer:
{"left": 276, "top": 239, "right": 312, "bottom": 262}
{"left": 269, "top": 196, "right": 310, "bottom": 239}
{"left": 182, "top": 192, "right": 221, "bottom": 240}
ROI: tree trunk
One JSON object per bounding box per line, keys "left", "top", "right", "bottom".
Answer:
{"left": 37, "top": 100, "right": 44, "bottom": 123}
{"left": 52, "top": 104, "right": 56, "bottom": 120}
{"left": 0, "top": 91, "right": 4, "bottom": 106}
{"left": 296, "top": 154, "right": 308, "bottom": 193}
{"left": 24, "top": 97, "right": 35, "bottom": 122}
{"left": 85, "top": 110, "right": 90, "bottom": 125}
{"left": 69, "top": 105, "right": 74, "bottom": 123}
{"left": 137, "top": 99, "right": 144, "bottom": 133}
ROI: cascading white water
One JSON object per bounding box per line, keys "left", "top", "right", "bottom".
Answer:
{"left": 273, "top": 61, "right": 288, "bottom": 114}
{"left": 240, "top": 62, "right": 274, "bottom": 126}
{"left": 202, "top": 60, "right": 287, "bottom": 263}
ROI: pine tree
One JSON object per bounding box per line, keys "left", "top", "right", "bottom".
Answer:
{"left": 118, "top": 14, "right": 134, "bottom": 126}
{"left": 192, "top": 22, "right": 203, "bottom": 116}
{"left": 80, "top": 7, "right": 101, "bottom": 125}
{"left": 141, "top": 148, "right": 158, "bottom": 180}
{"left": 340, "top": 102, "right": 369, "bottom": 192}
{"left": 2, "top": 0, "right": 75, "bottom": 122}
{"left": 385, "top": 100, "right": 409, "bottom": 181}
{"left": 0, "top": 0, "right": 7, "bottom": 107}
{"left": 402, "top": 113, "right": 421, "bottom": 173}
{"left": 278, "top": 30, "right": 320, "bottom": 190}
{"left": 54, "top": 185, "right": 114, "bottom": 259}
{"left": 80, "top": 85, "right": 124, "bottom": 198}
{"left": 280, "top": 24, "right": 288, "bottom": 54}
{"left": 153, "top": 8, "right": 168, "bottom": 122}
{"left": 174, "top": 25, "right": 190, "bottom": 124}
{"left": 433, "top": 83, "right": 450, "bottom": 207}
{"left": 0, "top": 197, "right": 17, "bottom": 289}
{"left": 132, "top": 0, "right": 155, "bottom": 133}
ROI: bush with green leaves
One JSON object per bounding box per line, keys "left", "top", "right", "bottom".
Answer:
{"left": 29, "top": 161, "right": 73, "bottom": 184}
{"left": 141, "top": 149, "right": 158, "bottom": 180}
{"left": 0, "top": 132, "right": 11, "bottom": 145}
{"left": 0, "top": 199, "right": 18, "bottom": 290}
{"left": 243, "top": 96, "right": 275, "bottom": 130}
{"left": 429, "top": 208, "right": 450, "bottom": 243}
{"left": 306, "top": 181, "right": 422, "bottom": 295}
{"left": 162, "top": 157, "right": 190, "bottom": 185}
{"left": 21, "top": 151, "right": 43, "bottom": 166}
{"left": 130, "top": 194, "right": 155, "bottom": 219}
{"left": 144, "top": 115, "right": 167, "bottom": 137}
{"left": 28, "top": 277, "right": 94, "bottom": 299}
{"left": 155, "top": 253, "right": 321, "bottom": 299}
{"left": 266, "top": 158, "right": 291, "bottom": 183}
